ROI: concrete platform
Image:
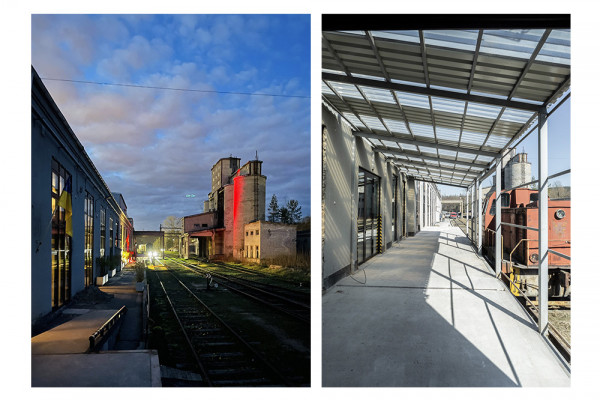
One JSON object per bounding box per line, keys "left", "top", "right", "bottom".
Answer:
{"left": 32, "top": 350, "right": 161, "bottom": 387}
{"left": 32, "top": 309, "right": 121, "bottom": 355}
{"left": 31, "top": 264, "right": 158, "bottom": 387}
{"left": 322, "top": 221, "right": 570, "bottom": 387}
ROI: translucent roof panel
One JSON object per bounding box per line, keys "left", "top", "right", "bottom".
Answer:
{"left": 456, "top": 152, "right": 476, "bottom": 160}
{"left": 323, "top": 24, "right": 570, "bottom": 188}
{"left": 431, "top": 97, "right": 466, "bottom": 114}
{"left": 371, "top": 30, "right": 420, "bottom": 43}
{"left": 461, "top": 129, "right": 488, "bottom": 145}
{"left": 535, "top": 29, "right": 570, "bottom": 65}
{"left": 382, "top": 118, "right": 409, "bottom": 134}
{"left": 418, "top": 146, "right": 438, "bottom": 154}
{"left": 360, "top": 86, "right": 396, "bottom": 104}
{"left": 477, "top": 155, "right": 494, "bottom": 163}
{"left": 409, "top": 123, "right": 435, "bottom": 138}
{"left": 438, "top": 149, "right": 457, "bottom": 157}
{"left": 342, "top": 113, "right": 365, "bottom": 129}
{"left": 423, "top": 30, "right": 479, "bottom": 52}
{"left": 439, "top": 161, "right": 456, "bottom": 168}
{"left": 322, "top": 81, "right": 335, "bottom": 96}
{"left": 352, "top": 73, "right": 386, "bottom": 81}
{"left": 466, "top": 102, "right": 502, "bottom": 119}
{"left": 392, "top": 79, "right": 428, "bottom": 88}
{"left": 401, "top": 143, "right": 418, "bottom": 151}
{"left": 380, "top": 140, "right": 401, "bottom": 148}
{"left": 328, "top": 81, "right": 363, "bottom": 100}
{"left": 480, "top": 29, "right": 545, "bottom": 60}
{"left": 500, "top": 108, "right": 535, "bottom": 124}
{"left": 323, "top": 68, "right": 345, "bottom": 76}
{"left": 485, "top": 134, "right": 511, "bottom": 148}
{"left": 360, "top": 115, "right": 387, "bottom": 131}
{"left": 394, "top": 91, "right": 430, "bottom": 109}
{"left": 436, "top": 126, "right": 461, "bottom": 142}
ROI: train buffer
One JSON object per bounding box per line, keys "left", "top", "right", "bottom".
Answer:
{"left": 322, "top": 220, "right": 570, "bottom": 387}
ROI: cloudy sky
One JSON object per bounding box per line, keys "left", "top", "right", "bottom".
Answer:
{"left": 32, "top": 14, "right": 311, "bottom": 230}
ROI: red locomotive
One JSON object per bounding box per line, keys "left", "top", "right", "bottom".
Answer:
{"left": 482, "top": 188, "right": 570, "bottom": 298}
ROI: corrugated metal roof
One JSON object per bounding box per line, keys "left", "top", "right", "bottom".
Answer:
{"left": 322, "top": 26, "right": 570, "bottom": 187}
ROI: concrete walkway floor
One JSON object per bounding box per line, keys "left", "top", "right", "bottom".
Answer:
{"left": 322, "top": 221, "right": 570, "bottom": 387}
{"left": 31, "top": 264, "right": 159, "bottom": 387}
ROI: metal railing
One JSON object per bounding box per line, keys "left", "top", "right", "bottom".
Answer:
{"left": 499, "top": 271, "right": 570, "bottom": 360}
{"left": 88, "top": 305, "right": 128, "bottom": 352}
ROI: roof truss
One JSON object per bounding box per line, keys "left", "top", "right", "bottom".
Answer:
{"left": 322, "top": 25, "right": 570, "bottom": 187}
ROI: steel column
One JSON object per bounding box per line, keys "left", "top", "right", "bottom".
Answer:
{"left": 538, "top": 111, "right": 549, "bottom": 335}
{"left": 466, "top": 186, "right": 470, "bottom": 239}
{"left": 495, "top": 157, "right": 502, "bottom": 276}
{"left": 477, "top": 179, "right": 482, "bottom": 254}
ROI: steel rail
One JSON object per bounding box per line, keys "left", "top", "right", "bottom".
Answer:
{"left": 171, "top": 258, "right": 309, "bottom": 307}
{"left": 156, "top": 259, "right": 294, "bottom": 386}
{"left": 208, "top": 260, "right": 310, "bottom": 291}
{"left": 153, "top": 270, "right": 213, "bottom": 386}
{"left": 169, "top": 258, "right": 311, "bottom": 321}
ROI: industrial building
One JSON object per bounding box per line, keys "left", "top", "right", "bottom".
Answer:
{"left": 322, "top": 104, "right": 442, "bottom": 289}
{"left": 180, "top": 157, "right": 297, "bottom": 262}
{"left": 31, "top": 67, "right": 134, "bottom": 325}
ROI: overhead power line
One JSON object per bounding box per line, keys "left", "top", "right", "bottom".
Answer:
{"left": 41, "top": 77, "right": 310, "bottom": 99}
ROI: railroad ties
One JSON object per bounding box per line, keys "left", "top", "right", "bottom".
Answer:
{"left": 149, "top": 258, "right": 309, "bottom": 386}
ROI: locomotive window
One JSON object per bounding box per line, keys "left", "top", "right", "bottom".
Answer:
{"left": 530, "top": 193, "right": 538, "bottom": 203}
{"left": 490, "top": 193, "right": 510, "bottom": 216}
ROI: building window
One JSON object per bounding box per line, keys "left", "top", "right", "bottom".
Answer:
{"left": 256, "top": 246, "right": 259, "bottom": 259}
{"left": 251, "top": 231, "right": 254, "bottom": 235}
{"left": 109, "top": 217, "right": 114, "bottom": 260}
{"left": 357, "top": 168, "right": 380, "bottom": 264}
{"left": 100, "top": 209, "right": 106, "bottom": 258}
{"left": 84, "top": 192, "right": 94, "bottom": 287}
{"left": 256, "top": 230, "right": 259, "bottom": 235}
{"left": 246, "top": 231, "right": 248, "bottom": 236}
{"left": 51, "top": 158, "right": 71, "bottom": 309}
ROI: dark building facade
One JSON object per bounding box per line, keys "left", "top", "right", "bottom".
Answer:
{"left": 31, "top": 67, "right": 133, "bottom": 324}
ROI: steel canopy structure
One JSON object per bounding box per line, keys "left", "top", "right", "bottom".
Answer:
{"left": 322, "top": 24, "right": 570, "bottom": 188}
{"left": 322, "top": 15, "right": 571, "bottom": 338}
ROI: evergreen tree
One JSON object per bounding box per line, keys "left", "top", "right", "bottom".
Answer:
{"left": 279, "top": 207, "right": 290, "bottom": 224}
{"left": 286, "top": 199, "right": 302, "bottom": 224}
{"left": 268, "top": 194, "right": 279, "bottom": 222}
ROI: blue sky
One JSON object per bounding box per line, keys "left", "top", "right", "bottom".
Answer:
{"left": 32, "top": 14, "right": 311, "bottom": 230}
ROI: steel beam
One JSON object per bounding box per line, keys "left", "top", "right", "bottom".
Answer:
{"left": 322, "top": 72, "right": 543, "bottom": 112}
{"left": 495, "top": 157, "right": 502, "bottom": 276}
{"left": 373, "top": 146, "right": 488, "bottom": 169}
{"left": 387, "top": 158, "right": 478, "bottom": 177}
{"left": 409, "top": 177, "right": 468, "bottom": 189}
{"left": 538, "top": 111, "right": 549, "bottom": 336}
{"left": 354, "top": 130, "right": 498, "bottom": 158}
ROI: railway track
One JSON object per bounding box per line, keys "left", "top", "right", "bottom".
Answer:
{"left": 167, "top": 258, "right": 311, "bottom": 324}
{"left": 198, "top": 259, "right": 310, "bottom": 289}
{"left": 151, "top": 264, "right": 294, "bottom": 386}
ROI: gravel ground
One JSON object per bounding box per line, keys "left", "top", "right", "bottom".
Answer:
{"left": 549, "top": 309, "right": 571, "bottom": 344}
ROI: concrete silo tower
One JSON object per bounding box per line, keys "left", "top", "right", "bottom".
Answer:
{"left": 231, "top": 160, "right": 266, "bottom": 260}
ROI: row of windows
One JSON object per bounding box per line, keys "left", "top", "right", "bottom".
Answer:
{"left": 246, "top": 229, "right": 260, "bottom": 236}
{"left": 246, "top": 245, "right": 260, "bottom": 258}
